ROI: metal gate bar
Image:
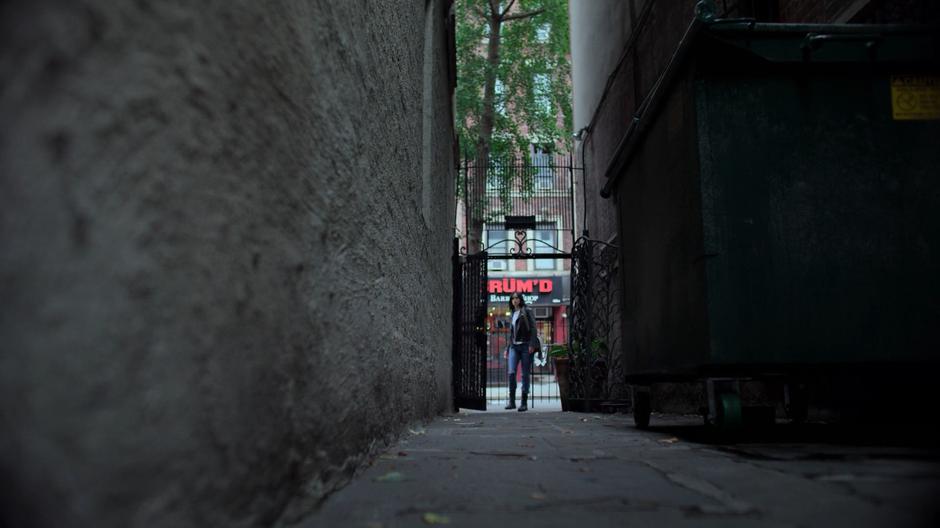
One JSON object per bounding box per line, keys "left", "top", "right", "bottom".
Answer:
{"left": 452, "top": 246, "right": 487, "bottom": 410}
{"left": 485, "top": 322, "right": 562, "bottom": 407}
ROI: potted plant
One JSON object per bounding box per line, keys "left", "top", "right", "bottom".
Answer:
{"left": 562, "top": 339, "right": 610, "bottom": 412}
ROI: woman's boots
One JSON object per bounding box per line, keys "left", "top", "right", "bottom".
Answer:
{"left": 504, "top": 379, "right": 516, "bottom": 409}
{"left": 505, "top": 379, "right": 528, "bottom": 411}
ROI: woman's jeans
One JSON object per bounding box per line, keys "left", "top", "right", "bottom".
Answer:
{"left": 507, "top": 343, "right": 532, "bottom": 395}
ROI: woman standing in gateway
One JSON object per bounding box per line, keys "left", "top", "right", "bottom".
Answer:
{"left": 504, "top": 292, "right": 539, "bottom": 411}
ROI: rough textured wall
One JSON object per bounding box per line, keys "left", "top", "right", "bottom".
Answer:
{"left": 0, "top": 1, "right": 455, "bottom": 526}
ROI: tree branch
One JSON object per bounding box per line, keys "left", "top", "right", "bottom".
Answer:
{"left": 488, "top": 0, "right": 500, "bottom": 18}
{"left": 499, "top": 0, "right": 518, "bottom": 19}
{"left": 502, "top": 8, "right": 545, "bottom": 23}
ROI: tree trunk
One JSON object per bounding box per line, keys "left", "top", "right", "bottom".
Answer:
{"left": 466, "top": 3, "right": 544, "bottom": 253}
{"left": 468, "top": 12, "right": 501, "bottom": 254}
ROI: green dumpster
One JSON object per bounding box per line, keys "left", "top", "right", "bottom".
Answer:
{"left": 603, "top": 17, "right": 940, "bottom": 426}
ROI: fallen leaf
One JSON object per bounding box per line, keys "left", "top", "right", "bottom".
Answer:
{"left": 422, "top": 512, "right": 451, "bottom": 524}
{"left": 374, "top": 471, "right": 405, "bottom": 482}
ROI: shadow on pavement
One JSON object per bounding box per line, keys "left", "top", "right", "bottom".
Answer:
{"left": 639, "top": 414, "right": 940, "bottom": 452}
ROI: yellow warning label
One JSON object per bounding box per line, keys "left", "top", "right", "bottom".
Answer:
{"left": 891, "top": 75, "right": 940, "bottom": 120}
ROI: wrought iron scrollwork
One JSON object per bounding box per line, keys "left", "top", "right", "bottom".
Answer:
{"left": 509, "top": 230, "right": 531, "bottom": 256}
{"left": 481, "top": 229, "right": 569, "bottom": 257}
{"left": 456, "top": 153, "right": 579, "bottom": 259}
{"left": 567, "top": 237, "right": 625, "bottom": 403}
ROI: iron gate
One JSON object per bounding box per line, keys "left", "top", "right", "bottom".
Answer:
{"left": 452, "top": 245, "right": 487, "bottom": 410}
{"left": 453, "top": 154, "right": 579, "bottom": 411}
{"left": 567, "top": 236, "right": 626, "bottom": 408}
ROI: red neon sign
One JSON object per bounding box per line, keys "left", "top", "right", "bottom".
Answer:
{"left": 487, "top": 278, "right": 553, "bottom": 294}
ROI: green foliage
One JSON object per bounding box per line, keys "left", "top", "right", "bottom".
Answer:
{"left": 548, "top": 343, "right": 569, "bottom": 358}
{"left": 455, "top": 0, "right": 573, "bottom": 160}
{"left": 548, "top": 339, "right": 606, "bottom": 360}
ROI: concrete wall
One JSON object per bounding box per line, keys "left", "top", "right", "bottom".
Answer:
{"left": 0, "top": 1, "right": 456, "bottom": 526}
{"left": 569, "top": 0, "right": 634, "bottom": 135}
{"left": 569, "top": 0, "right": 641, "bottom": 242}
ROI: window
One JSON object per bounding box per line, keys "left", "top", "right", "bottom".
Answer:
{"left": 533, "top": 229, "right": 556, "bottom": 270}
{"left": 533, "top": 73, "right": 551, "bottom": 114}
{"left": 487, "top": 229, "right": 511, "bottom": 271}
{"left": 486, "top": 160, "right": 504, "bottom": 191}
{"left": 532, "top": 144, "right": 553, "bottom": 190}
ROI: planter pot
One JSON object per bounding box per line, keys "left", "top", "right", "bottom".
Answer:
{"left": 552, "top": 356, "right": 571, "bottom": 411}
{"left": 566, "top": 398, "right": 606, "bottom": 413}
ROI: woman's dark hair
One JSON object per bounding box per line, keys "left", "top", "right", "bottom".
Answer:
{"left": 508, "top": 292, "right": 526, "bottom": 310}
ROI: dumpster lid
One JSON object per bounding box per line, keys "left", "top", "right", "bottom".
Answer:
{"left": 702, "top": 21, "right": 940, "bottom": 64}
{"left": 600, "top": 5, "right": 940, "bottom": 199}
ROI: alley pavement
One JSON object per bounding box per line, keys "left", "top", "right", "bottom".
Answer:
{"left": 301, "top": 410, "right": 940, "bottom": 528}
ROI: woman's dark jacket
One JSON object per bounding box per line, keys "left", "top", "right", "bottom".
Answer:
{"left": 509, "top": 307, "right": 539, "bottom": 348}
